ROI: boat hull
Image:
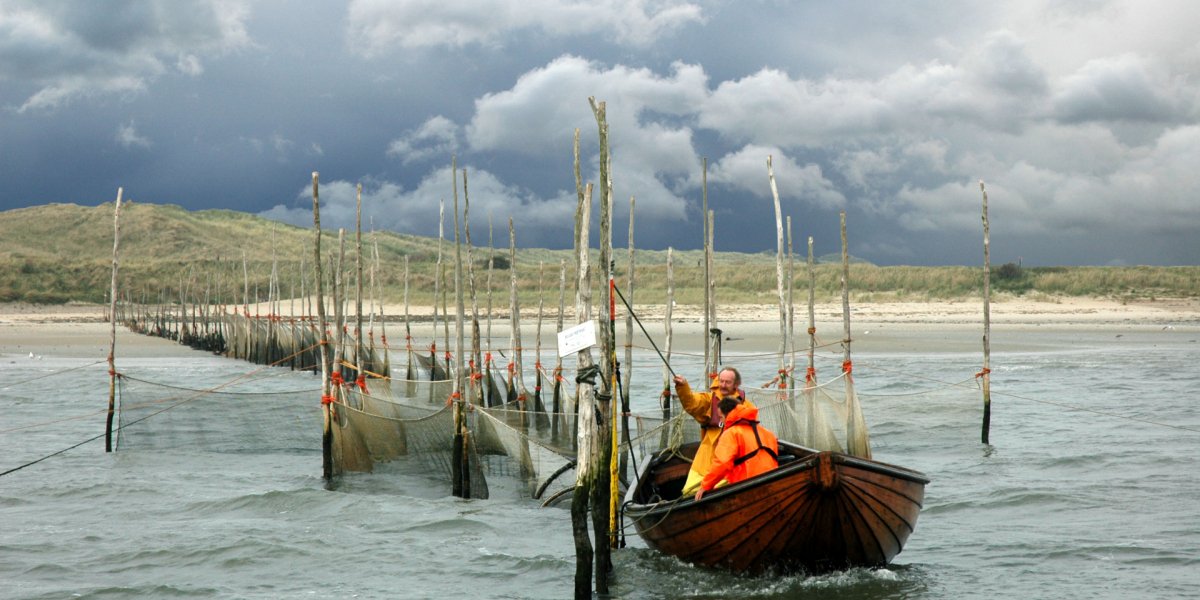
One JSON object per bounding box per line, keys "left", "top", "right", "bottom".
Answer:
{"left": 624, "top": 442, "right": 929, "bottom": 573}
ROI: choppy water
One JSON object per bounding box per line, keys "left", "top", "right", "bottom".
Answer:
{"left": 3, "top": 331, "right": 1199, "bottom": 599}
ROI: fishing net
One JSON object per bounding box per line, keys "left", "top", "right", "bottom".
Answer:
{"left": 115, "top": 376, "right": 322, "bottom": 453}
{"left": 330, "top": 389, "right": 491, "bottom": 499}
{"left": 614, "top": 373, "right": 874, "bottom": 464}
{"left": 744, "top": 374, "right": 871, "bottom": 458}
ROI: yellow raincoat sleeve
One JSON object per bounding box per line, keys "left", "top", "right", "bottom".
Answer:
{"left": 675, "top": 381, "right": 713, "bottom": 425}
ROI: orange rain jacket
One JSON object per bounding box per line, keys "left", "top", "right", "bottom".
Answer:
{"left": 675, "top": 378, "right": 753, "bottom": 487}
{"left": 700, "top": 402, "right": 779, "bottom": 492}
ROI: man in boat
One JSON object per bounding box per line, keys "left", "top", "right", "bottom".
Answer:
{"left": 672, "top": 367, "right": 749, "bottom": 495}
{"left": 694, "top": 395, "right": 779, "bottom": 501}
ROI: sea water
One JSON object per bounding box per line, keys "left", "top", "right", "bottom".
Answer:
{"left": 2, "top": 331, "right": 1198, "bottom": 599}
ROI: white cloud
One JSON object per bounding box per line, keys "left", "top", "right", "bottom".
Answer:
{"left": 465, "top": 55, "right": 707, "bottom": 219}
{"left": 347, "top": 0, "right": 704, "bottom": 52}
{"left": 259, "top": 165, "right": 579, "bottom": 246}
{"left": 0, "top": 0, "right": 251, "bottom": 111}
{"left": 115, "top": 120, "right": 151, "bottom": 148}
{"left": 387, "top": 116, "right": 461, "bottom": 164}
{"left": 887, "top": 125, "right": 1200, "bottom": 236}
{"left": 1051, "top": 53, "right": 1190, "bottom": 123}
{"left": 707, "top": 145, "right": 844, "bottom": 209}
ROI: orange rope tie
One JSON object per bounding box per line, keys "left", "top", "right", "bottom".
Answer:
{"left": 806, "top": 366, "right": 817, "bottom": 384}
{"left": 807, "top": 327, "right": 816, "bottom": 335}
{"left": 470, "top": 373, "right": 484, "bottom": 381}
{"left": 507, "top": 362, "right": 515, "bottom": 375}
{"left": 381, "top": 335, "right": 387, "bottom": 345}
{"left": 842, "top": 360, "right": 853, "bottom": 374}
{"left": 330, "top": 372, "right": 345, "bottom": 387}
{"left": 975, "top": 367, "right": 992, "bottom": 378}
{"left": 535, "top": 386, "right": 542, "bottom": 391}
{"left": 356, "top": 376, "right": 367, "bottom": 391}
{"left": 446, "top": 392, "right": 461, "bottom": 406}
{"left": 321, "top": 395, "right": 337, "bottom": 405}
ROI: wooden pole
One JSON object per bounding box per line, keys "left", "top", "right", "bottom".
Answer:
{"left": 589, "top": 96, "right": 615, "bottom": 573}
{"left": 702, "top": 157, "right": 709, "bottom": 378}
{"left": 452, "top": 159, "right": 468, "bottom": 497}
{"left": 981, "top": 181, "right": 992, "bottom": 444}
{"left": 464, "top": 169, "right": 482, "bottom": 405}
{"left": 841, "top": 212, "right": 851, "bottom": 371}
{"left": 662, "top": 246, "right": 674, "bottom": 441}
{"left": 621, "top": 195, "right": 635, "bottom": 486}
{"left": 312, "top": 173, "right": 333, "bottom": 480}
{"left": 554, "top": 258, "right": 567, "bottom": 441}
{"left": 707, "top": 209, "right": 717, "bottom": 374}
{"left": 404, "top": 255, "right": 413, "bottom": 380}
{"left": 104, "top": 188, "right": 123, "bottom": 452}
{"left": 487, "top": 212, "right": 494, "bottom": 359}
{"left": 355, "top": 184, "right": 365, "bottom": 389}
{"left": 434, "top": 199, "right": 444, "bottom": 377}
{"left": 442, "top": 251, "right": 451, "bottom": 375}
{"left": 509, "top": 218, "right": 529, "bottom": 408}
{"left": 536, "top": 261, "right": 547, "bottom": 426}
{"left": 571, "top": 183, "right": 595, "bottom": 600}
{"left": 768, "top": 156, "right": 787, "bottom": 389}
{"left": 334, "top": 230, "right": 346, "bottom": 397}
{"left": 807, "top": 236, "right": 816, "bottom": 386}
{"left": 787, "top": 217, "right": 795, "bottom": 390}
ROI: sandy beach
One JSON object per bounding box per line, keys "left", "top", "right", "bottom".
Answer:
{"left": 3, "top": 297, "right": 1197, "bottom": 360}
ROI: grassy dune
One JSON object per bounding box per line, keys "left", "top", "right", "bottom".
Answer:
{"left": 1, "top": 202, "right": 1197, "bottom": 305}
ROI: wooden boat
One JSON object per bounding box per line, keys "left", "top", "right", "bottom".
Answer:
{"left": 623, "top": 441, "right": 929, "bottom": 573}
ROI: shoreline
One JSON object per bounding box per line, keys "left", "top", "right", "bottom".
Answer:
{"left": 3, "top": 298, "right": 1197, "bottom": 359}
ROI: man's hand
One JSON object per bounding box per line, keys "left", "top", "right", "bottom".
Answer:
{"left": 694, "top": 489, "right": 704, "bottom": 502}
{"left": 673, "top": 375, "right": 686, "bottom": 387}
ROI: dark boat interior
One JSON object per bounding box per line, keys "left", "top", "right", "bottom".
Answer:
{"left": 632, "top": 441, "right": 817, "bottom": 504}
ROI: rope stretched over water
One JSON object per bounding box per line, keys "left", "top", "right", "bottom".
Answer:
{"left": 0, "top": 360, "right": 107, "bottom": 391}
{"left": 0, "top": 342, "right": 325, "bottom": 477}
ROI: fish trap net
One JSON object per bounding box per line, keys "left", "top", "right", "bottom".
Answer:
{"left": 115, "top": 376, "right": 322, "bottom": 453}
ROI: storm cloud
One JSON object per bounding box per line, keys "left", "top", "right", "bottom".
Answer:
{"left": 3, "top": 0, "right": 1200, "bottom": 266}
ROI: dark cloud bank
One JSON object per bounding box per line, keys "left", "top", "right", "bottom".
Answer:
{"left": 3, "top": 0, "right": 1199, "bottom": 266}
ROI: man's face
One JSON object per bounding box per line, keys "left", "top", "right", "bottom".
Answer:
{"left": 717, "top": 370, "right": 738, "bottom": 397}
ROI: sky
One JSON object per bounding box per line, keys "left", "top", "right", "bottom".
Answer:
{"left": 3, "top": 0, "right": 1200, "bottom": 266}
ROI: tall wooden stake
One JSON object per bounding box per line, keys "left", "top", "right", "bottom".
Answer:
{"left": 554, "top": 258, "right": 567, "bottom": 440}
{"left": 707, "top": 210, "right": 717, "bottom": 374}
{"left": 571, "top": 183, "right": 596, "bottom": 600}
{"left": 662, "top": 246, "right": 674, "bottom": 444}
{"left": 768, "top": 156, "right": 787, "bottom": 389}
{"left": 452, "top": 160, "right": 468, "bottom": 497}
{"left": 701, "top": 157, "right": 709, "bottom": 378}
{"left": 807, "top": 237, "right": 816, "bottom": 386}
{"left": 787, "top": 217, "right": 795, "bottom": 389}
{"left": 104, "top": 188, "right": 123, "bottom": 452}
{"left": 464, "top": 170, "right": 482, "bottom": 405}
{"left": 509, "top": 218, "right": 529, "bottom": 406}
{"left": 981, "top": 181, "right": 992, "bottom": 444}
{"left": 589, "top": 96, "right": 616, "bottom": 569}
{"left": 313, "top": 173, "right": 333, "bottom": 480}
{"left": 433, "top": 199, "right": 444, "bottom": 377}
{"left": 355, "top": 185, "right": 364, "bottom": 389}
{"left": 621, "top": 196, "right": 635, "bottom": 488}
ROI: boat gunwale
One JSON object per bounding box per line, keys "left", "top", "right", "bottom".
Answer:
{"left": 624, "top": 441, "right": 930, "bottom": 519}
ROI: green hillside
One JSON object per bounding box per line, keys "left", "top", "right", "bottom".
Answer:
{"left": 1, "top": 202, "right": 1197, "bottom": 305}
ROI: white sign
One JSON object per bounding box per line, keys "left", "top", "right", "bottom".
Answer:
{"left": 558, "top": 320, "right": 597, "bottom": 357}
